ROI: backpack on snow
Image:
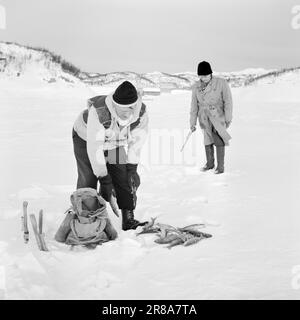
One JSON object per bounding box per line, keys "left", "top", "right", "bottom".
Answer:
{"left": 55, "top": 188, "right": 117, "bottom": 247}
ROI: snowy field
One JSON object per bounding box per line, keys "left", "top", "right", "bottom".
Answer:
{"left": 0, "top": 75, "right": 300, "bottom": 299}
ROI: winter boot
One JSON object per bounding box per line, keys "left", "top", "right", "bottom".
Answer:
{"left": 201, "top": 144, "right": 215, "bottom": 171}
{"left": 215, "top": 146, "right": 225, "bottom": 174}
{"left": 121, "top": 209, "right": 147, "bottom": 231}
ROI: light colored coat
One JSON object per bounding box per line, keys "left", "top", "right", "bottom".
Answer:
{"left": 190, "top": 76, "right": 233, "bottom": 146}
{"left": 73, "top": 94, "right": 149, "bottom": 178}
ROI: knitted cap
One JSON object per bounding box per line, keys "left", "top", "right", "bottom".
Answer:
{"left": 197, "top": 61, "right": 213, "bottom": 76}
{"left": 112, "top": 81, "right": 138, "bottom": 106}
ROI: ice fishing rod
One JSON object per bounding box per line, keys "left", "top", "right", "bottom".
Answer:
{"left": 180, "top": 130, "right": 193, "bottom": 152}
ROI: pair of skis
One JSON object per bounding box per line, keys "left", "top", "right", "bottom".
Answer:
{"left": 22, "top": 201, "right": 49, "bottom": 251}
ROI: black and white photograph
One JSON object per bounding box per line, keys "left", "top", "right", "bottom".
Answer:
{"left": 0, "top": 0, "right": 300, "bottom": 302}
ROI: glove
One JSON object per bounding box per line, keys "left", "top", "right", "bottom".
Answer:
{"left": 225, "top": 121, "right": 231, "bottom": 129}
{"left": 126, "top": 164, "right": 140, "bottom": 190}
{"left": 190, "top": 126, "right": 196, "bottom": 132}
{"left": 98, "top": 174, "right": 113, "bottom": 202}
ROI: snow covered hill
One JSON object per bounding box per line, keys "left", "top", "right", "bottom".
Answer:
{"left": 1, "top": 41, "right": 283, "bottom": 90}
{"left": 0, "top": 42, "right": 83, "bottom": 86}
{"left": 81, "top": 69, "right": 275, "bottom": 89}
{"left": 237, "top": 67, "right": 300, "bottom": 102}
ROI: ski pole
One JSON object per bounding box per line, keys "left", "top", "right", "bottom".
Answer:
{"left": 180, "top": 130, "right": 193, "bottom": 152}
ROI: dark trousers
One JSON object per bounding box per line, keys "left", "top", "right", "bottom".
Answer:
{"left": 72, "top": 129, "right": 136, "bottom": 210}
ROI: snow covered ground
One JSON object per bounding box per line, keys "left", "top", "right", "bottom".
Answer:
{"left": 0, "top": 74, "right": 300, "bottom": 300}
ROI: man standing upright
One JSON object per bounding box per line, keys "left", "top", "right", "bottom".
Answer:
{"left": 72, "top": 81, "right": 148, "bottom": 230}
{"left": 190, "top": 61, "right": 233, "bottom": 174}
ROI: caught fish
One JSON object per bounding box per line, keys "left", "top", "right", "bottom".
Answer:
{"left": 109, "top": 193, "right": 120, "bottom": 217}
{"left": 183, "top": 237, "right": 203, "bottom": 246}
{"left": 137, "top": 218, "right": 174, "bottom": 236}
{"left": 156, "top": 223, "right": 177, "bottom": 231}
{"left": 181, "top": 232, "right": 195, "bottom": 242}
{"left": 156, "top": 224, "right": 177, "bottom": 238}
{"left": 166, "top": 238, "right": 184, "bottom": 249}
{"left": 183, "top": 229, "right": 212, "bottom": 238}
{"left": 154, "top": 234, "right": 181, "bottom": 244}
{"left": 136, "top": 218, "right": 212, "bottom": 248}
{"left": 136, "top": 227, "right": 159, "bottom": 235}
{"left": 143, "top": 216, "right": 158, "bottom": 229}
{"left": 178, "top": 224, "right": 206, "bottom": 231}
{"left": 136, "top": 217, "right": 158, "bottom": 235}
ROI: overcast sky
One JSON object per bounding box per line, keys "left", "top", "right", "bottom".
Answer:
{"left": 0, "top": 0, "right": 299, "bottom": 73}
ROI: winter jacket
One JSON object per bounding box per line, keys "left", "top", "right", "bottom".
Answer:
{"left": 190, "top": 76, "right": 233, "bottom": 146}
{"left": 73, "top": 94, "right": 149, "bottom": 178}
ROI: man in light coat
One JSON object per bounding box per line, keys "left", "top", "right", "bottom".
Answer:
{"left": 72, "top": 81, "right": 148, "bottom": 230}
{"left": 190, "top": 61, "right": 233, "bottom": 174}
